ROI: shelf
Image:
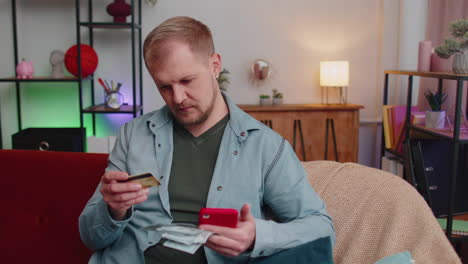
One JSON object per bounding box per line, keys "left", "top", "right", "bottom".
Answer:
{"left": 384, "top": 70, "right": 468, "bottom": 242}
{"left": 409, "top": 124, "right": 468, "bottom": 143}
{"left": 385, "top": 70, "right": 468, "bottom": 81}
{"left": 0, "top": 77, "right": 81, "bottom": 82}
{"left": 449, "top": 236, "right": 468, "bottom": 242}
{"left": 80, "top": 22, "right": 141, "bottom": 29}
{"left": 82, "top": 104, "right": 141, "bottom": 114}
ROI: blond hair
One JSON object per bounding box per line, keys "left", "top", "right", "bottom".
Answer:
{"left": 143, "top": 16, "right": 215, "bottom": 68}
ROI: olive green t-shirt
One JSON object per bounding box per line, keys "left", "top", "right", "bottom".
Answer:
{"left": 144, "top": 114, "right": 229, "bottom": 264}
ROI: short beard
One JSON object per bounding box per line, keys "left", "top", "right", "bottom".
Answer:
{"left": 175, "top": 87, "right": 217, "bottom": 127}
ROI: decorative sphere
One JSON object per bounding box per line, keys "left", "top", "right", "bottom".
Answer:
{"left": 64, "top": 44, "right": 98, "bottom": 78}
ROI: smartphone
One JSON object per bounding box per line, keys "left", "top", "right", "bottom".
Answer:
{"left": 198, "top": 208, "right": 239, "bottom": 228}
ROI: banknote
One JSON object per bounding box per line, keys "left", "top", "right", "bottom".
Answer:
{"left": 143, "top": 223, "right": 214, "bottom": 254}
{"left": 162, "top": 239, "right": 202, "bottom": 254}
{"left": 161, "top": 230, "right": 213, "bottom": 245}
{"left": 143, "top": 223, "right": 197, "bottom": 232}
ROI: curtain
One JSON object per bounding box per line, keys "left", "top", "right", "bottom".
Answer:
{"left": 417, "top": 0, "right": 468, "bottom": 116}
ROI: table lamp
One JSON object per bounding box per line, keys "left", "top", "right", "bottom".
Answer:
{"left": 320, "top": 61, "right": 349, "bottom": 104}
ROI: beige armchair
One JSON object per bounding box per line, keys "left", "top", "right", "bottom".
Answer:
{"left": 303, "top": 161, "right": 461, "bottom": 264}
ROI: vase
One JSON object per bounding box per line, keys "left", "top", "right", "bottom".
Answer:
{"left": 259, "top": 98, "right": 272, "bottom": 106}
{"left": 425, "top": 110, "right": 446, "bottom": 129}
{"left": 107, "top": 0, "right": 131, "bottom": 23}
{"left": 452, "top": 53, "right": 468, "bottom": 74}
{"left": 105, "top": 91, "right": 124, "bottom": 109}
{"left": 272, "top": 98, "right": 283, "bottom": 105}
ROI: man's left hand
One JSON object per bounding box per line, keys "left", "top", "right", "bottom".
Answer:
{"left": 199, "top": 204, "right": 256, "bottom": 257}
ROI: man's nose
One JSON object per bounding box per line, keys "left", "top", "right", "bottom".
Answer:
{"left": 172, "top": 85, "right": 187, "bottom": 105}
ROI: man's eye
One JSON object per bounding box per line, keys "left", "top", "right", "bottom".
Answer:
{"left": 159, "top": 85, "right": 170, "bottom": 90}
{"left": 181, "top": 79, "right": 192, "bottom": 84}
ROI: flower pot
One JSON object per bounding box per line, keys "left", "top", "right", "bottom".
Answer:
{"left": 272, "top": 98, "right": 283, "bottom": 105}
{"left": 452, "top": 53, "right": 468, "bottom": 74}
{"left": 425, "top": 110, "right": 446, "bottom": 129}
{"left": 259, "top": 98, "right": 272, "bottom": 106}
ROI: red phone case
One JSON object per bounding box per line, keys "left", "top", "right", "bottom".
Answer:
{"left": 199, "top": 208, "right": 239, "bottom": 228}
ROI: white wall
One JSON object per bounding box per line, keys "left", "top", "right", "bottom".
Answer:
{"left": 395, "top": 0, "right": 428, "bottom": 106}
{"left": 0, "top": 0, "right": 428, "bottom": 167}
{"left": 142, "top": 0, "right": 383, "bottom": 114}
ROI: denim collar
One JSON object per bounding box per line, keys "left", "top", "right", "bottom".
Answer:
{"left": 146, "top": 92, "right": 261, "bottom": 140}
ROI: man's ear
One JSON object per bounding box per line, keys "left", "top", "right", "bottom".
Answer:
{"left": 210, "top": 53, "right": 222, "bottom": 77}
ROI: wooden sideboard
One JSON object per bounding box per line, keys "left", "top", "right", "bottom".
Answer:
{"left": 238, "top": 104, "right": 363, "bottom": 162}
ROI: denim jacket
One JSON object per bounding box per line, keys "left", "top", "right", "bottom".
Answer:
{"left": 79, "top": 94, "right": 335, "bottom": 263}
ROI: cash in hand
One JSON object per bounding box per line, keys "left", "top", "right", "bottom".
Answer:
{"left": 143, "top": 223, "right": 214, "bottom": 254}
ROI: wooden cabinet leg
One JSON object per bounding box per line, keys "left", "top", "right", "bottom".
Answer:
{"left": 293, "top": 120, "right": 306, "bottom": 161}
{"left": 261, "top": 120, "right": 273, "bottom": 129}
{"left": 324, "top": 118, "right": 339, "bottom": 161}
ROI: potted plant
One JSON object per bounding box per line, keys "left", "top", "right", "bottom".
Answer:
{"left": 217, "top": 68, "right": 230, "bottom": 92}
{"left": 424, "top": 89, "right": 447, "bottom": 129}
{"left": 259, "top": 94, "right": 271, "bottom": 105}
{"left": 435, "top": 19, "right": 468, "bottom": 74}
{"left": 272, "top": 89, "right": 283, "bottom": 105}
{"left": 145, "top": 0, "right": 158, "bottom": 5}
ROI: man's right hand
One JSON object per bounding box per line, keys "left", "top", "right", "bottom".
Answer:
{"left": 100, "top": 171, "right": 149, "bottom": 221}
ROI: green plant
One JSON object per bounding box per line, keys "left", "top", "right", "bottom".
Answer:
{"left": 272, "top": 89, "right": 283, "bottom": 98}
{"left": 424, "top": 89, "right": 447, "bottom": 111}
{"left": 435, "top": 19, "right": 468, "bottom": 58}
{"left": 259, "top": 94, "right": 270, "bottom": 99}
{"left": 217, "top": 68, "right": 230, "bottom": 91}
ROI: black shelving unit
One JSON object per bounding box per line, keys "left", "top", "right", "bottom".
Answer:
{"left": 383, "top": 70, "right": 468, "bottom": 243}
{"left": 1, "top": 0, "right": 143, "bottom": 149}
{"left": 76, "top": 0, "right": 143, "bottom": 136}
{"left": 1, "top": 0, "right": 84, "bottom": 150}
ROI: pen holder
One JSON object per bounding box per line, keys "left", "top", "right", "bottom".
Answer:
{"left": 105, "top": 91, "right": 124, "bottom": 109}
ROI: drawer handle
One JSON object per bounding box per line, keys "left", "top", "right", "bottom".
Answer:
{"left": 39, "top": 141, "right": 50, "bottom": 151}
{"left": 425, "top": 167, "right": 434, "bottom": 172}
{"left": 429, "top": 185, "right": 438, "bottom": 191}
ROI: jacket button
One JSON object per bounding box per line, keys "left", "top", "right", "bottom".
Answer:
{"left": 259, "top": 250, "right": 265, "bottom": 255}
{"left": 240, "top": 132, "right": 245, "bottom": 136}
{"left": 233, "top": 150, "right": 238, "bottom": 155}
{"left": 158, "top": 144, "right": 161, "bottom": 147}
{"left": 217, "top": 186, "right": 223, "bottom": 191}
{"left": 151, "top": 124, "right": 155, "bottom": 127}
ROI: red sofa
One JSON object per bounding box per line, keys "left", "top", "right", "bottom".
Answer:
{"left": 0, "top": 150, "right": 108, "bottom": 263}
{"left": 1, "top": 150, "right": 461, "bottom": 263}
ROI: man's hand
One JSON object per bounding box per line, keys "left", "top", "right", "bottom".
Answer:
{"left": 199, "top": 204, "right": 256, "bottom": 257}
{"left": 100, "top": 171, "right": 149, "bottom": 221}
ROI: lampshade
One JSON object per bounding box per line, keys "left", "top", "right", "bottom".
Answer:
{"left": 320, "top": 61, "right": 349, "bottom": 86}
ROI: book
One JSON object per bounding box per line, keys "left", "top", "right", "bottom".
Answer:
{"left": 390, "top": 106, "right": 418, "bottom": 149}
{"left": 391, "top": 107, "right": 421, "bottom": 154}
{"left": 437, "top": 218, "right": 468, "bottom": 236}
{"left": 382, "top": 105, "right": 393, "bottom": 149}
{"left": 381, "top": 156, "right": 404, "bottom": 178}
{"left": 411, "top": 112, "right": 425, "bottom": 126}
{"left": 381, "top": 156, "right": 392, "bottom": 173}
{"left": 395, "top": 162, "right": 404, "bottom": 178}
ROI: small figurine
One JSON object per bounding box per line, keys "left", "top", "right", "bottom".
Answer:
{"left": 16, "top": 59, "right": 34, "bottom": 79}
{"left": 50, "top": 50, "right": 65, "bottom": 78}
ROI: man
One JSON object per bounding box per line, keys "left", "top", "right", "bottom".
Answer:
{"left": 79, "top": 16, "right": 334, "bottom": 263}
